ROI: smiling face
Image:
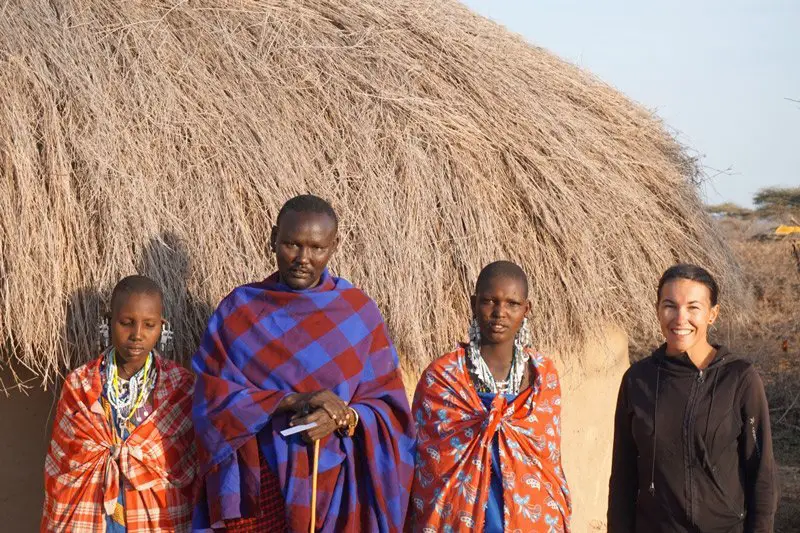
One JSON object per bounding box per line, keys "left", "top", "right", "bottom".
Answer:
{"left": 110, "top": 291, "right": 164, "bottom": 366}
{"left": 472, "top": 276, "right": 531, "bottom": 346}
{"left": 270, "top": 210, "right": 339, "bottom": 290}
{"left": 657, "top": 278, "right": 720, "bottom": 356}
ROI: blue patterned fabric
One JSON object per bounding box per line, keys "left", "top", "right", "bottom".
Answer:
{"left": 478, "top": 391, "right": 515, "bottom": 533}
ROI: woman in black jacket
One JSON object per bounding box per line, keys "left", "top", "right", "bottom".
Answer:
{"left": 608, "top": 264, "right": 778, "bottom": 533}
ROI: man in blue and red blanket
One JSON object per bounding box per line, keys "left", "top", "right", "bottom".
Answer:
{"left": 192, "top": 194, "right": 414, "bottom": 532}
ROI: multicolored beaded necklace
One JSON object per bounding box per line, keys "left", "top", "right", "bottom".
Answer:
{"left": 104, "top": 348, "right": 156, "bottom": 438}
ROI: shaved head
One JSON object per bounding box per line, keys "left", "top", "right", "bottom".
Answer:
{"left": 276, "top": 194, "right": 338, "bottom": 230}
{"left": 110, "top": 275, "right": 163, "bottom": 314}
{"left": 475, "top": 261, "right": 529, "bottom": 298}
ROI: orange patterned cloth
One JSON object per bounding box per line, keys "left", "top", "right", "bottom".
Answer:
{"left": 41, "top": 354, "right": 196, "bottom": 532}
{"left": 408, "top": 346, "right": 572, "bottom": 532}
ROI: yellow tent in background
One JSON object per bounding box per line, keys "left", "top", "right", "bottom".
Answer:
{"left": 775, "top": 225, "right": 800, "bottom": 236}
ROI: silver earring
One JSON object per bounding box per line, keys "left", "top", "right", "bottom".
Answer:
{"left": 468, "top": 317, "right": 481, "bottom": 346}
{"left": 514, "top": 317, "right": 531, "bottom": 351}
{"left": 97, "top": 317, "right": 110, "bottom": 352}
{"left": 159, "top": 321, "right": 174, "bottom": 354}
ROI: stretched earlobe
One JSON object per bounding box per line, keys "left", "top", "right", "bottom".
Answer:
{"left": 159, "top": 320, "right": 174, "bottom": 354}
{"left": 97, "top": 316, "right": 110, "bottom": 352}
{"left": 269, "top": 225, "right": 278, "bottom": 252}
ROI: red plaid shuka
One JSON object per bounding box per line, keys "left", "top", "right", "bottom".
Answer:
{"left": 222, "top": 454, "right": 288, "bottom": 532}
{"left": 42, "top": 354, "right": 196, "bottom": 532}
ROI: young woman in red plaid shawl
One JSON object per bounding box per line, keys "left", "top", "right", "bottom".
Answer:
{"left": 42, "top": 276, "right": 196, "bottom": 532}
{"left": 192, "top": 195, "right": 415, "bottom": 532}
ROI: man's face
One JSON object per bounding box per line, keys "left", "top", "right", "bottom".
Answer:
{"left": 270, "top": 210, "right": 338, "bottom": 290}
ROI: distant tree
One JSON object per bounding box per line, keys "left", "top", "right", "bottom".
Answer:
{"left": 706, "top": 202, "right": 753, "bottom": 218}
{"left": 754, "top": 187, "right": 800, "bottom": 218}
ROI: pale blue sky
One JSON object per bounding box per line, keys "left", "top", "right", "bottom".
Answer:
{"left": 461, "top": 0, "right": 799, "bottom": 208}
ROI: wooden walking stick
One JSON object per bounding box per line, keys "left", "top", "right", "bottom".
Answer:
{"left": 310, "top": 438, "right": 320, "bottom": 533}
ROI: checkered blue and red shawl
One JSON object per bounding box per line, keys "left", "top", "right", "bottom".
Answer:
{"left": 192, "top": 270, "right": 415, "bottom": 532}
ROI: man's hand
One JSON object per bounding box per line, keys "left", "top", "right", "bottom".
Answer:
{"left": 289, "top": 408, "right": 339, "bottom": 442}
{"left": 303, "top": 390, "right": 349, "bottom": 423}
{"left": 282, "top": 390, "right": 348, "bottom": 422}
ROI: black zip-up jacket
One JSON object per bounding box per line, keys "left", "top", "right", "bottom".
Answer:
{"left": 607, "top": 345, "right": 778, "bottom": 533}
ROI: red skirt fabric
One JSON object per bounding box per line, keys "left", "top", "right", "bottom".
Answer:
{"left": 223, "top": 456, "right": 288, "bottom": 532}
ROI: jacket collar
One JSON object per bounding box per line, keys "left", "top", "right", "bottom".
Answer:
{"left": 652, "top": 343, "right": 734, "bottom": 374}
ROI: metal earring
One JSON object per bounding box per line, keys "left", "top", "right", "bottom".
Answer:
{"left": 468, "top": 317, "right": 481, "bottom": 346}
{"left": 159, "top": 320, "right": 174, "bottom": 354}
{"left": 514, "top": 317, "right": 531, "bottom": 351}
{"left": 97, "top": 317, "right": 110, "bottom": 352}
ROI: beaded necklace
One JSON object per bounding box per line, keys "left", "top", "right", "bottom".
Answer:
{"left": 104, "top": 348, "right": 155, "bottom": 437}
{"left": 466, "top": 317, "right": 531, "bottom": 395}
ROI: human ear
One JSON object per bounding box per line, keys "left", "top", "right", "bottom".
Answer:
{"left": 269, "top": 225, "right": 278, "bottom": 252}
{"left": 708, "top": 304, "right": 720, "bottom": 325}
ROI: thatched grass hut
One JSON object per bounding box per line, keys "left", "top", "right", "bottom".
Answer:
{"left": 0, "top": 0, "right": 744, "bottom": 530}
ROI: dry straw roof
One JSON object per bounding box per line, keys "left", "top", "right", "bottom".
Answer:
{"left": 0, "top": 0, "right": 744, "bottom": 386}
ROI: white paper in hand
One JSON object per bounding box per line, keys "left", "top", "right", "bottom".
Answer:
{"left": 279, "top": 422, "right": 318, "bottom": 437}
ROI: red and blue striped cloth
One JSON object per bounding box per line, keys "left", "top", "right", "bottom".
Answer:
{"left": 191, "top": 270, "right": 414, "bottom": 532}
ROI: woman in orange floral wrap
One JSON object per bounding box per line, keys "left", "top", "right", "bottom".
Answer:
{"left": 408, "top": 261, "right": 571, "bottom": 533}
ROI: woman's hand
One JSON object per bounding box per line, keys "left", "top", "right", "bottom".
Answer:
{"left": 290, "top": 408, "right": 339, "bottom": 443}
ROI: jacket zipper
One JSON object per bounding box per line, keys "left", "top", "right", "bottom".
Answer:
{"left": 682, "top": 369, "right": 705, "bottom": 525}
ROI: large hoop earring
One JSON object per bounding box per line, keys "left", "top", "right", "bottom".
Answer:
{"left": 468, "top": 317, "right": 481, "bottom": 346}
{"left": 514, "top": 317, "right": 531, "bottom": 352}
{"left": 159, "top": 320, "right": 174, "bottom": 354}
{"left": 97, "top": 317, "right": 110, "bottom": 352}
